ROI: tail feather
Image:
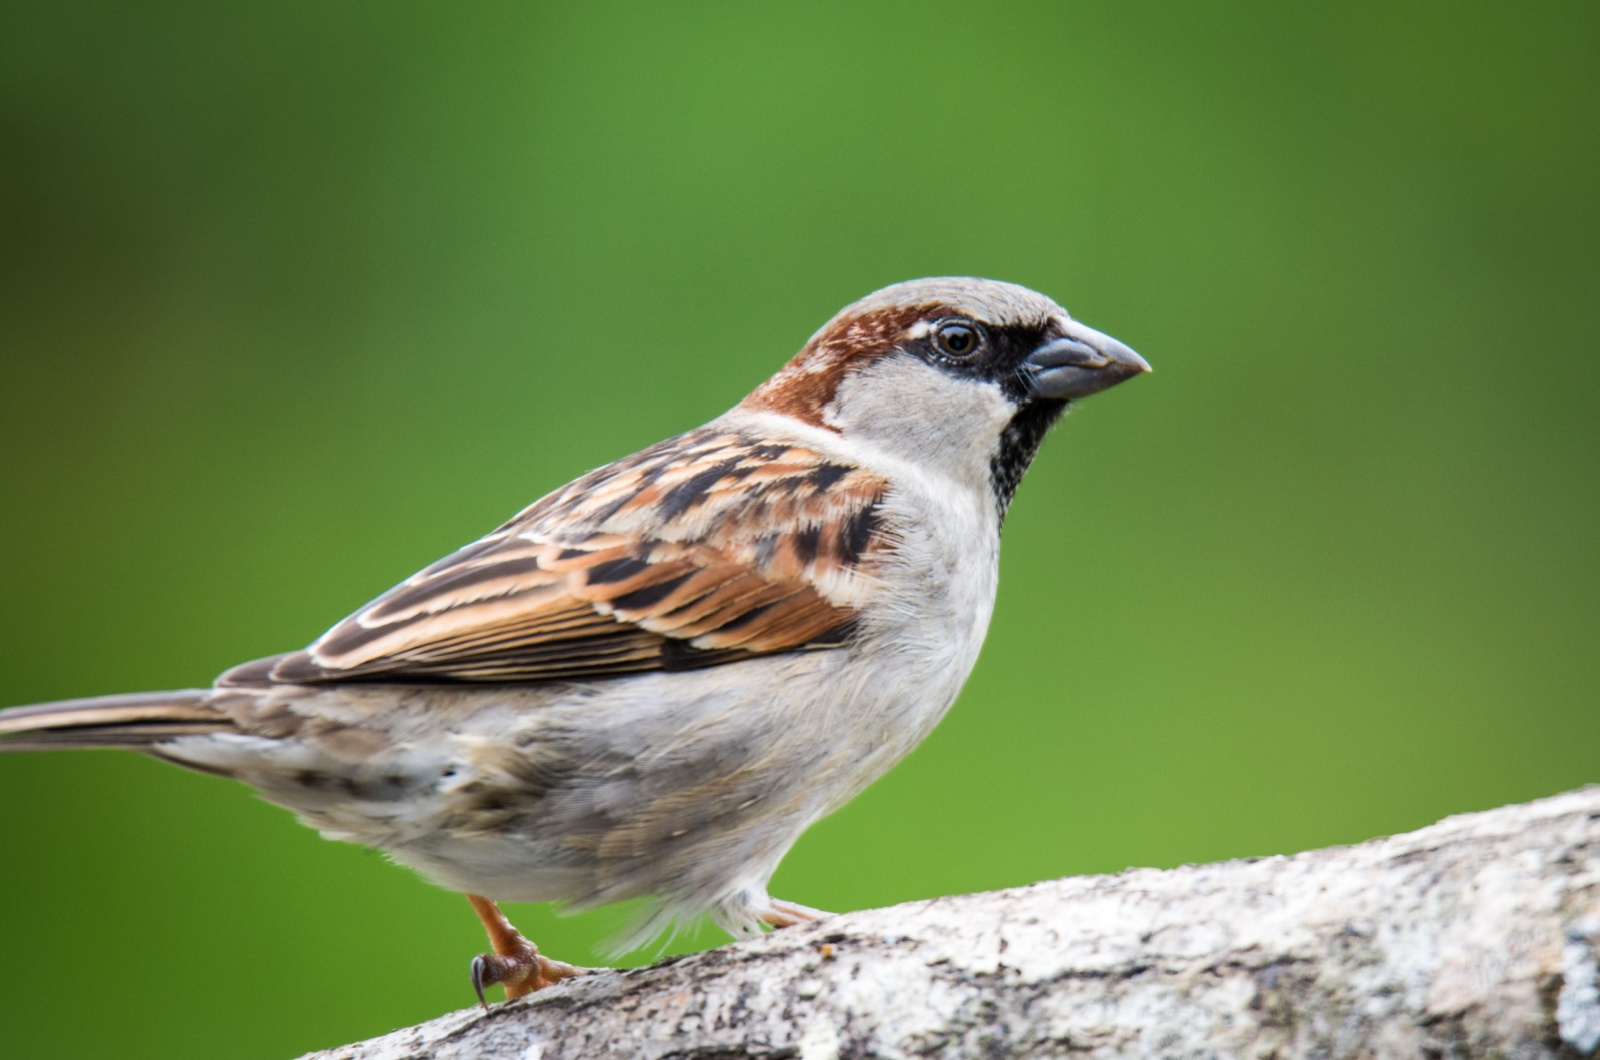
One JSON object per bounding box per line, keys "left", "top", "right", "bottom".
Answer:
{"left": 0, "top": 690, "right": 230, "bottom": 750}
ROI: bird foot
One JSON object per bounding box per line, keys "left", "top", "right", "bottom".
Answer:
{"left": 760, "top": 897, "right": 833, "bottom": 929}
{"left": 466, "top": 894, "right": 586, "bottom": 1009}
{"left": 469, "top": 939, "right": 581, "bottom": 1008}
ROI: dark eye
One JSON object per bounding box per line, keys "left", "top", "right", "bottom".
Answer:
{"left": 933, "top": 320, "right": 980, "bottom": 358}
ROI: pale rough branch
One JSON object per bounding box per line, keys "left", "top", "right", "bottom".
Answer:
{"left": 303, "top": 787, "right": 1600, "bottom": 1059}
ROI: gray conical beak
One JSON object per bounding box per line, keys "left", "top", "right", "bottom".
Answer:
{"left": 1023, "top": 321, "right": 1151, "bottom": 400}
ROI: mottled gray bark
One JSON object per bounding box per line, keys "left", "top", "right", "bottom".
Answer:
{"left": 303, "top": 787, "right": 1600, "bottom": 1060}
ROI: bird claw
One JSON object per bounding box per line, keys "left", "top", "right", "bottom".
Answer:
{"left": 469, "top": 953, "right": 494, "bottom": 1012}
{"left": 469, "top": 939, "right": 582, "bottom": 1010}
{"left": 464, "top": 894, "right": 587, "bottom": 1010}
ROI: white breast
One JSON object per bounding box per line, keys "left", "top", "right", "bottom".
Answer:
{"left": 725, "top": 375, "right": 1011, "bottom": 794}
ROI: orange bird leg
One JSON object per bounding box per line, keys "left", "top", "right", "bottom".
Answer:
{"left": 465, "top": 895, "right": 583, "bottom": 1009}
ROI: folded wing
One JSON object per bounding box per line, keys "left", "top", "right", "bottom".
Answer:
{"left": 242, "top": 427, "right": 888, "bottom": 686}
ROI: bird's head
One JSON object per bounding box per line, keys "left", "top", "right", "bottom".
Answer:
{"left": 740, "top": 277, "right": 1150, "bottom": 514}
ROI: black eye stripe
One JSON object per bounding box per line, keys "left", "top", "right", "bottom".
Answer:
{"left": 916, "top": 318, "right": 1057, "bottom": 407}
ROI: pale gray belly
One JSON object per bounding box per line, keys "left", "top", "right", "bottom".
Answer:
{"left": 164, "top": 637, "right": 978, "bottom": 918}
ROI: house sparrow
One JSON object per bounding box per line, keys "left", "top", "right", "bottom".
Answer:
{"left": 0, "top": 277, "right": 1149, "bottom": 1004}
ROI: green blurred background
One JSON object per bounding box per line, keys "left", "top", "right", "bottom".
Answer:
{"left": 2, "top": 2, "right": 1597, "bottom": 1056}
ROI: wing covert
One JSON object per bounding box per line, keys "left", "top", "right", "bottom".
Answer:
{"left": 256, "top": 427, "right": 888, "bottom": 686}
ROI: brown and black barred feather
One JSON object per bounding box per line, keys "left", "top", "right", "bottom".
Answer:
{"left": 230, "top": 427, "right": 890, "bottom": 687}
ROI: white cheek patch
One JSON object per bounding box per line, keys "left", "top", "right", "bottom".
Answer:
{"left": 828, "top": 354, "right": 1018, "bottom": 492}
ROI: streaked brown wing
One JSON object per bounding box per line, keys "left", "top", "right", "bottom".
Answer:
{"left": 253, "top": 427, "right": 888, "bottom": 686}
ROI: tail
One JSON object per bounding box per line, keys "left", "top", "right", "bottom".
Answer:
{"left": 0, "top": 690, "right": 231, "bottom": 751}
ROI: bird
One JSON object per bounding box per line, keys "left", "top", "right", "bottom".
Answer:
{"left": 0, "top": 277, "right": 1149, "bottom": 1005}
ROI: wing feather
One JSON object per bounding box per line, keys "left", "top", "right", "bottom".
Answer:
{"left": 243, "top": 427, "right": 888, "bottom": 687}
